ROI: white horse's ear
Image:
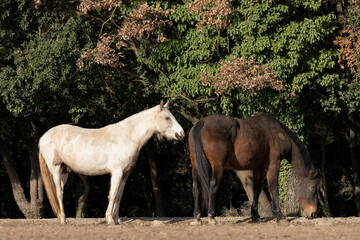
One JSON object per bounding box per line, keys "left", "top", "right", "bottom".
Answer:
{"left": 164, "top": 101, "right": 169, "bottom": 108}
{"left": 159, "top": 100, "right": 164, "bottom": 111}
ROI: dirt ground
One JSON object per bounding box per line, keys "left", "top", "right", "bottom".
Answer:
{"left": 1, "top": 216, "right": 360, "bottom": 240}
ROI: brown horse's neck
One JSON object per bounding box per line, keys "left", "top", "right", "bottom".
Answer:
{"left": 289, "top": 142, "right": 314, "bottom": 179}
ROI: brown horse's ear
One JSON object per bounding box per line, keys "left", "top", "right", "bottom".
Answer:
{"left": 159, "top": 100, "right": 164, "bottom": 111}
{"left": 311, "top": 169, "right": 320, "bottom": 179}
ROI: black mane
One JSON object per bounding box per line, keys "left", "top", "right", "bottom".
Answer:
{"left": 255, "top": 113, "right": 314, "bottom": 172}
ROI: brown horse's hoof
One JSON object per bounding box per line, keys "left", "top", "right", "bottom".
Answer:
{"left": 251, "top": 211, "right": 261, "bottom": 223}
{"left": 251, "top": 215, "right": 261, "bottom": 223}
{"left": 190, "top": 219, "right": 202, "bottom": 226}
{"left": 190, "top": 213, "right": 202, "bottom": 226}
{"left": 208, "top": 217, "right": 217, "bottom": 225}
{"left": 277, "top": 218, "right": 289, "bottom": 226}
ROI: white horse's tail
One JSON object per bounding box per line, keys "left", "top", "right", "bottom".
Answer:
{"left": 39, "top": 151, "right": 60, "bottom": 217}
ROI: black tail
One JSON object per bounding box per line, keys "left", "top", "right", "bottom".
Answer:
{"left": 192, "top": 120, "right": 211, "bottom": 213}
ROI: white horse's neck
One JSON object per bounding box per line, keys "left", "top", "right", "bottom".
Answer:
{"left": 116, "top": 106, "right": 158, "bottom": 149}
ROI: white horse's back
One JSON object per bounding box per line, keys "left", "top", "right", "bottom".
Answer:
{"left": 39, "top": 124, "right": 120, "bottom": 175}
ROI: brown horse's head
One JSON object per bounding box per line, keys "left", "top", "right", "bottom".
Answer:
{"left": 296, "top": 169, "right": 320, "bottom": 218}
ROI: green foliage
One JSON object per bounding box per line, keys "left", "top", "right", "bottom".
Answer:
{"left": 339, "top": 82, "right": 360, "bottom": 113}
{"left": 1, "top": 18, "right": 79, "bottom": 116}
{"left": 144, "top": 1, "right": 339, "bottom": 129}
{"left": 278, "top": 160, "right": 291, "bottom": 212}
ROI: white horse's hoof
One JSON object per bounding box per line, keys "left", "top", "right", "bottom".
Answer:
{"left": 107, "top": 220, "right": 116, "bottom": 225}
{"left": 106, "top": 216, "right": 116, "bottom": 225}
{"left": 59, "top": 218, "right": 67, "bottom": 224}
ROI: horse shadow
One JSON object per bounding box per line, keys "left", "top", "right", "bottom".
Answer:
{"left": 235, "top": 216, "right": 296, "bottom": 224}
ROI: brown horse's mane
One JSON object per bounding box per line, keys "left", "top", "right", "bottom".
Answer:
{"left": 255, "top": 113, "right": 314, "bottom": 175}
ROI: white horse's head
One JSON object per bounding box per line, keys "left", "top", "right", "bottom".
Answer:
{"left": 154, "top": 101, "right": 184, "bottom": 140}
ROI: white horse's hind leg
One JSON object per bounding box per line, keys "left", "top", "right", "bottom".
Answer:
{"left": 106, "top": 169, "right": 123, "bottom": 224}
{"left": 52, "top": 165, "right": 69, "bottom": 224}
{"left": 113, "top": 172, "right": 130, "bottom": 224}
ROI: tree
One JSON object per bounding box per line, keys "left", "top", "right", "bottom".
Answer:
{"left": 332, "top": 0, "right": 360, "bottom": 216}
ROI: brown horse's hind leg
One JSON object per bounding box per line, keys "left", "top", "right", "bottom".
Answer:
{"left": 208, "top": 167, "right": 224, "bottom": 225}
{"left": 251, "top": 168, "right": 263, "bottom": 222}
{"left": 192, "top": 168, "right": 202, "bottom": 224}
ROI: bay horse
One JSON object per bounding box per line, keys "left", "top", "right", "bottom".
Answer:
{"left": 39, "top": 101, "right": 184, "bottom": 224}
{"left": 189, "top": 113, "right": 319, "bottom": 224}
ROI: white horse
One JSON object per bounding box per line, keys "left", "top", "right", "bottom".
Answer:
{"left": 39, "top": 101, "right": 184, "bottom": 224}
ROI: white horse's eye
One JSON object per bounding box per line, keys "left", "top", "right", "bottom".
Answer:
{"left": 165, "top": 116, "right": 171, "bottom": 121}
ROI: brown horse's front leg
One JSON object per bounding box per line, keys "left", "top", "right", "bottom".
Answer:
{"left": 251, "top": 169, "right": 264, "bottom": 222}
{"left": 267, "top": 162, "right": 285, "bottom": 222}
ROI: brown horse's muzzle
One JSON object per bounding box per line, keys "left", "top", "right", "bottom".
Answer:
{"left": 301, "top": 205, "right": 317, "bottom": 219}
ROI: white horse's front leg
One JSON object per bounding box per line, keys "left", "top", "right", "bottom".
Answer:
{"left": 112, "top": 172, "right": 130, "bottom": 224}
{"left": 106, "top": 169, "right": 123, "bottom": 224}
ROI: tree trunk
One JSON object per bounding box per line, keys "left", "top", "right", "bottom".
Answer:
{"left": 339, "top": 111, "right": 360, "bottom": 216}
{"left": 319, "top": 117, "right": 335, "bottom": 217}
{"left": 148, "top": 140, "right": 167, "bottom": 217}
{"left": 350, "top": 130, "right": 360, "bottom": 216}
{"left": 75, "top": 175, "right": 90, "bottom": 218}
{"left": 0, "top": 138, "right": 43, "bottom": 219}
{"left": 320, "top": 138, "right": 332, "bottom": 217}
{"left": 235, "top": 170, "right": 272, "bottom": 217}
{"left": 0, "top": 140, "right": 31, "bottom": 217}
{"left": 285, "top": 168, "right": 299, "bottom": 216}
{"left": 27, "top": 141, "right": 43, "bottom": 218}
{"left": 336, "top": 0, "right": 345, "bottom": 23}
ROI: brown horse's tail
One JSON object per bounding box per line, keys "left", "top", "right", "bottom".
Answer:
{"left": 39, "top": 151, "right": 60, "bottom": 217}
{"left": 192, "top": 120, "right": 211, "bottom": 213}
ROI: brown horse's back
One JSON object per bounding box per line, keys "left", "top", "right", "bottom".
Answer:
{"left": 230, "top": 113, "right": 292, "bottom": 171}
{"left": 189, "top": 115, "right": 238, "bottom": 175}
{"left": 190, "top": 113, "right": 293, "bottom": 172}
{"left": 201, "top": 115, "right": 239, "bottom": 165}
